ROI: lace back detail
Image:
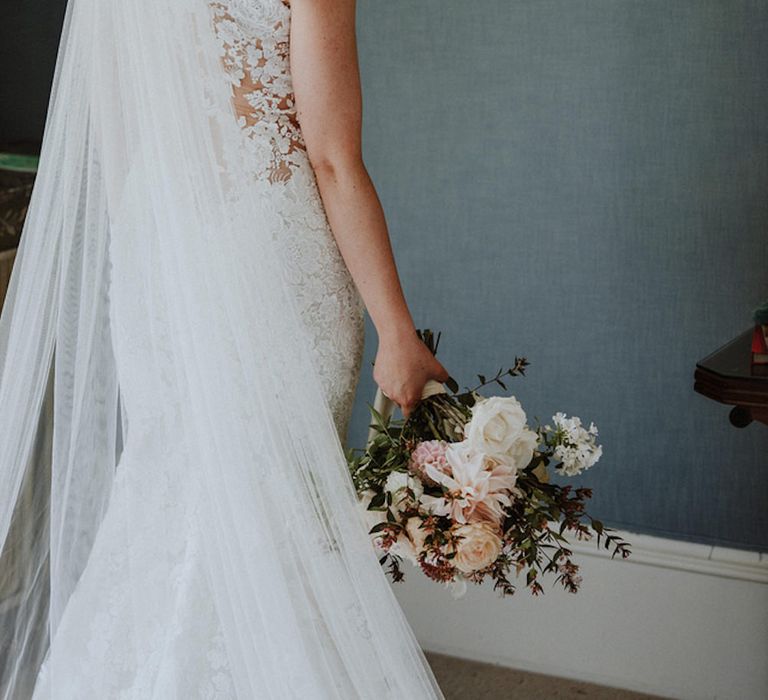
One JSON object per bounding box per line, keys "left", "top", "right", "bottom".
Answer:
{"left": 209, "top": 0, "right": 305, "bottom": 184}
{"left": 206, "top": 0, "right": 366, "bottom": 440}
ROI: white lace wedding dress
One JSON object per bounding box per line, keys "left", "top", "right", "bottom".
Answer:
{"left": 209, "top": 0, "right": 367, "bottom": 441}
{"left": 0, "top": 0, "right": 444, "bottom": 698}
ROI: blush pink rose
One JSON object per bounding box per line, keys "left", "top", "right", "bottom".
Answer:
{"left": 451, "top": 522, "right": 503, "bottom": 574}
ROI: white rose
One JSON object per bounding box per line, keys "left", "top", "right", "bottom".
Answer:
{"left": 464, "top": 396, "right": 538, "bottom": 469}
{"left": 503, "top": 426, "right": 538, "bottom": 472}
{"left": 385, "top": 471, "right": 409, "bottom": 494}
{"left": 452, "top": 522, "right": 503, "bottom": 574}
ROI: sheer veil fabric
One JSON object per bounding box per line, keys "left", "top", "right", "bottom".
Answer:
{"left": 0, "top": 0, "right": 444, "bottom": 697}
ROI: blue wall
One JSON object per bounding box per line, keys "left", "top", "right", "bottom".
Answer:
{"left": 349, "top": 0, "right": 768, "bottom": 550}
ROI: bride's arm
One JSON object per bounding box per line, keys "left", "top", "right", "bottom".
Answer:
{"left": 290, "top": 0, "right": 448, "bottom": 417}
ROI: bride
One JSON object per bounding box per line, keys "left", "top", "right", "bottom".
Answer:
{"left": 0, "top": 0, "right": 449, "bottom": 697}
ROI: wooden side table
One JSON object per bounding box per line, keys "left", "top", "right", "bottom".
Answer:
{"left": 694, "top": 328, "right": 768, "bottom": 428}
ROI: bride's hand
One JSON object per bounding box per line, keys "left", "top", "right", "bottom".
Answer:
{"left": 372, "top": 330, "right": 450, "bottom": 418}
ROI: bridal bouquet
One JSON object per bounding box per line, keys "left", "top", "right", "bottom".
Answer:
{"left": 348, "top": 330, "right": 631, "bottom": 598}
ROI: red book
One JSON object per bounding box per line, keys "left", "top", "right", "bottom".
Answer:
{"left": 752, "top": 324, "right": 768, "bottom": 364}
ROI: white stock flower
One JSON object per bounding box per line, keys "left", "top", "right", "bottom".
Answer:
{"left": 464, "top": 395, "right": 539, "bottom": 470}
{"left": 551, "top": 412, "right": 602, "bottom": 476}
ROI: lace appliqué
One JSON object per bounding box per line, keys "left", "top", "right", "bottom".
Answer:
{"left": 208, "top": 0, "right": 366, "bottom": 440}
{"left": 210, "top": 0, "right": 304, "bottom": 184}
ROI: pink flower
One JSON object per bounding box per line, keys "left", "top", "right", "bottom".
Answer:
{"left": 408, "top": 440, "right": 451, "bottom": 486}
{"left": 419, "top": 441, "right": 517, "bottom": 527}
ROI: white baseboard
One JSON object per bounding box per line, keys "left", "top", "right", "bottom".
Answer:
{"left": 569, "top": 529, "right": 768, "bottom": 584}
{"left": 392, "top": 527, "right": 768, "bottom": 700}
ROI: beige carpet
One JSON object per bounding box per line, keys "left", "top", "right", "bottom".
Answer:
{"left": 426, "top": 652, "right": 668, "bottom": 699}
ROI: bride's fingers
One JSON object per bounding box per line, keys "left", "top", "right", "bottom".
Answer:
{"left": 428, "top": 367, "right": 450, "bottom": 385}
{"left": 388, "top": 389, "right": 419, "bottom": 417}
{"left": 380, "top": 368, "right": 451, "bottom": 417}
{"left": 428, "top": 359, "right": 450, "bottom": 383}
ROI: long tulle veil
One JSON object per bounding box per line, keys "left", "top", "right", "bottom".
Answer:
{"left": 0, "top": 0, "right": 443, "bottom": 696}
